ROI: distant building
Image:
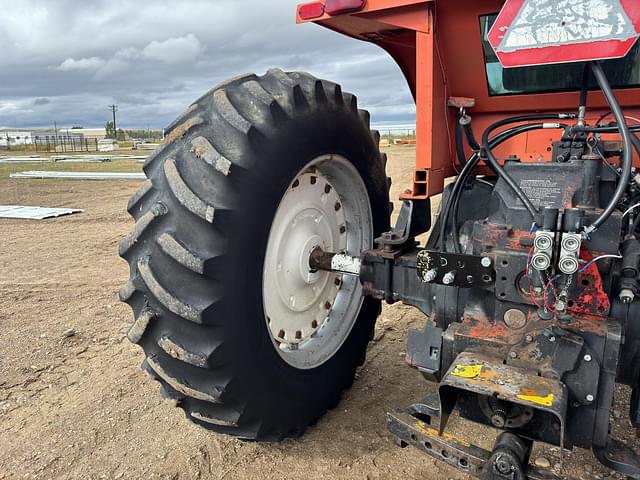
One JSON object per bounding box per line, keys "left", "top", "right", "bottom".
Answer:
{"left": 63, "top": 128, "right": 107, "bottom": 140}
{"left": 0, "top": 131, "right": 33, "bottom": 146}
{"left": 98, "top": 139, "right": 119, "bottom": 151}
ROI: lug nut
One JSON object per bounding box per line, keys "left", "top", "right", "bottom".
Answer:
{"left": 442, "top": 271, "right": 456, "bottom": 285}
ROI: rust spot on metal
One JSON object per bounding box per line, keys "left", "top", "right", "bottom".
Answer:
{"left": 414, "top": 422, "right": 472, "bottom": 447}
{"left": 569, "top": 247, "right": 610, "bottom": 318}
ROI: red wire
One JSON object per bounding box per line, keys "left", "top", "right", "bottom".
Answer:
{"left": 525, "top": 247, "right": 541, "bottom": 308}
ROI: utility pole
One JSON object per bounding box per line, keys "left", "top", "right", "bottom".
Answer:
{"left": 109, "top": 104, "right": 118, "bottom": 136}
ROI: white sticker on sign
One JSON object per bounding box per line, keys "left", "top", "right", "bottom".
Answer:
{"left": 497, "top": 0, "right": 638, "bottom": 52}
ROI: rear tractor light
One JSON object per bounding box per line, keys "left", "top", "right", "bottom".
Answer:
{"left": 325, "top": 0, "right": 366, "bottom": 15}
{"left": 298, "top": 2, "right": 325, "bottom": 20}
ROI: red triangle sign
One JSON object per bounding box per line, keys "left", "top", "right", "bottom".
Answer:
{"left": 488, "top": 0, "right": 640, "bottom": 67}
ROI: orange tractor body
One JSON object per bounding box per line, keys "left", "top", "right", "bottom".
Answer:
{"left": 298, "top": 0, "right": 640, "bottom": 198}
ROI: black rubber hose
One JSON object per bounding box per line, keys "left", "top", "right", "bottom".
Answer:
{"left": 455, "top": 114, "right": 467, "bottom": 168}
{"left": 439, "top": 113, "right": 572, "bottom": 251}
{"left": 579, "top": 125, "right": 640, "bottom": 133}
{"left": 583, "top": 62, "right": 633, "bottom": 235}
{"left": 578, "top": 63, "right": 591, "bottom": 124}
{"left": 455, "top": 114, "right": 481, "bottom": 168}
{"left": 463, "top": 121, "right": 480, "bottom": 151}
{"left": 438, "top": 118, "right": 567, "bottom": 252}
{"left": 449, "top": 123, "right": 567, "bottom": 253}
{"left": 576, "top": 126, "right": 640, "bottom": 160}
{"left": 480, "top": 115, "right": 566, "bottom": 221}
{"left": 632, "top": 212, "right": 640, "bottom": 234}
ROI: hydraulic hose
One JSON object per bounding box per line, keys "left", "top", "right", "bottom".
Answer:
{"left": 582, "top": 62, "right": 633, "bottom": 236}
{"left": 439, "top": 118, "right": 569, "bottom": 252}
{"left": 455, "top": 113, "right": 482, "bottom": 168}
{"left": 455, "top": 114, "right": 467, "bottom": 168}
{"left": 448, "top": 123, "right": 567, "bottom": 253}
{"left": 463, "top": 120, "right": 480, "bottom": 151}
{"left": 576, "top": 126, "right": 640, "bottom": 161}
{"left": 480, "top": 115, "right": 569, "bottom": 221}
{"left": 578, "top": 63, "right": 591, "bottom": 127}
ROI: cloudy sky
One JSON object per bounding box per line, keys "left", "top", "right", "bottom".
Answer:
{"left": 0, "top": 0, "right": 415, "bottom": 129}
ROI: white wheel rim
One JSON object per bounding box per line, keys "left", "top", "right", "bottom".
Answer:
{"left": 262, "top": 154, "right": 373, "bottom": 369}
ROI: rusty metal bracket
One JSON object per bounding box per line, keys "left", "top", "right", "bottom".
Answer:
{"left": 438, "top": 353, "right": 569, "bottom": 467}
{"left": 387, "top": 402, "right": 565, "bottom": 480}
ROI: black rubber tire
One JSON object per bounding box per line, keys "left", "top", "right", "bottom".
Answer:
{"left": 119, "top": 68, "right": 390, "bottom": 440}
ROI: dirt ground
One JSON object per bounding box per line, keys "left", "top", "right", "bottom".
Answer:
{"left": 0, "top": 145, "right": 636, "bottom": 479}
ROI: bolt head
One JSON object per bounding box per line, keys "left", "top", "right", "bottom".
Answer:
{"left": 525, "top": 335, "right": 534, "bottom": 343}
{"left": 586, "top": 394, "right": 595, "bottom": 402}
{"left": 619, "top": 288, "right": 635, "bottom": 304}
{"left": 509, "top": 351, "right": 518, "bottom": 359}
{"left": 549, "top": 336, "right": 556, "bottom": 343}
{"left": 481, "top": 257, "right": 492, "bottom": 268}
{"left": 442, "top": 272, "right": 455, "bottom": 285}
{"left": 584, "top": 354, "right": 592, "bottom": 362}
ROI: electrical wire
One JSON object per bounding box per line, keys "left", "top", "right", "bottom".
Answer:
{"left": 596, "top": 111, "right": 640, "bottom": 125}
{"left": 577, "top": 254, "right": 622, "bottom": 274}
{"left": 525, "top": 247, "right": 541, "bottom": 308}
{"left": 622, "top": 203, "right": 640, "bottom": 218}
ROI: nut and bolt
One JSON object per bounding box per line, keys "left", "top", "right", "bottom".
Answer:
{"left": 584, "top": 354, "right": 592, "bottom": 362}
{"left": 586, "top": 394, "right": 595, "bottom": 403}
{"left": 481, "top": 257, "right": 492, "bottom": 268}
{"left": 549, "top": 336, "right": 556, "bottom": 343}
{"left": 424, "top": 269, "right": 438, "bottom": 283}
{"left": 555, "top": 300, "right": 566, "bottom": 312}
{"left": 495, "top": 455, "right": 515, "bottom": 475}
{"left": 442, "top": 271, "right": 456, "bottom": 285}
{"left": 619, "top": 288, "right": 635, "bottom": 305}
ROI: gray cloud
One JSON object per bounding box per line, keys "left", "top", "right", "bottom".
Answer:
{"left": 0, "top": 0, "right": 415, "bottom": 129}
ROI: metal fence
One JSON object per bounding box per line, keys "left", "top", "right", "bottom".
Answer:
{"left": 33, "top": 136, "right": 98, "bottom": 153}
{"left": 373, "top": 125, "right": 417, "bottom": 138}
{"left": 0, "top": 135, "right": 99, "bottom": 153}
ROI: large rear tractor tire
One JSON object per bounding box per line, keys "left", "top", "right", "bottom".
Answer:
{"left": 119, "top": 68, "right": 390, "bottom": 440}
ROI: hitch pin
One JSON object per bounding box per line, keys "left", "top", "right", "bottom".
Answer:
{"left": 309, "top": 246, "right": 361, "bottom": 276}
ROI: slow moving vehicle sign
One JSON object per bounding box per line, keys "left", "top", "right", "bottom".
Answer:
{"left": 488, "top": 0, "right": 640, "bottom": 67}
